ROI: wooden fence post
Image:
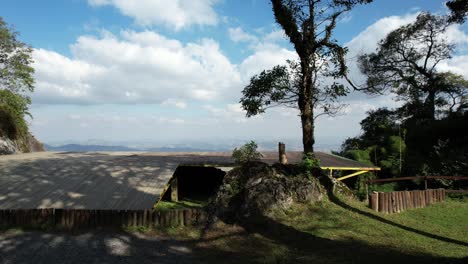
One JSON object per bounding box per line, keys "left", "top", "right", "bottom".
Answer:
{"left": 384, "top": 192, "right": 390, "bottom": 213}
{"left": 171, "top": 177, "right": 178, "bottom": 202}
{"left": 369, "top": 192, "right": 379, "bottom": 211}
{"left": 278, "top": 142, "right": 288, "bottom": 165}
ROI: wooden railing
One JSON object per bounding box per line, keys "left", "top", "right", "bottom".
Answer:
{"left": 365, "top": 176, "right": 467, "bottom": 196}
{"left": 0, "top": 208, "right": 206, "bottom": 230}
{"left": 368, "top": 189, "right": 446, "bottom": 214}
{"left": 367, "top": 176, "right": 467, "bottom": 183}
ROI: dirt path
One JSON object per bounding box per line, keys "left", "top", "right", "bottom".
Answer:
{"left": 0, "top": 229, "right": 196, "bottom": 264}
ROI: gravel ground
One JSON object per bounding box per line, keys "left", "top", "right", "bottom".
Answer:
{"left": 0, "top": 230, "right": 197, "bottom": 264}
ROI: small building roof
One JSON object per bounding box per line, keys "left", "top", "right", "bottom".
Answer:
{"left": 256, "top": 151, "right": 380, "bottom": 170}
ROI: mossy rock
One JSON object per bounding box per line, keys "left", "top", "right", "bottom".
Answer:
{"left": 209, "top": 162, "right": 326, "bottom": 221}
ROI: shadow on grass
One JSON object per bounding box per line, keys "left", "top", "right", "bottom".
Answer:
{"left": 209, "top": 176, "right": 468, "bottom": 263}
{"left": 233, "top": 213, "right": 467, "bottom": 264}
{"left": 327, "top": 190, "right": 468, "bottom": 248}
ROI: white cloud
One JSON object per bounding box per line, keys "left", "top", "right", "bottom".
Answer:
{"left": 32, "top": 30, "right": 241, "bottom": 104}
{"left": 228, "top": 27, "right": 258, "bottom": 43}
{"left": 203, "top": 103, "right": 252, "bottom": 123}
{"left": 228, "top": 26, "right": 287, "bottom": 45}
{"left": 87, "top": 0, "right": 219, "bottom": 30}
{"left": 346, "top": 13, "right": 419, "bottom": 60}
{"left": 161, "top": 99, "right": 187, "bottom": 109}
{"left": 157, "top": 117, "right": 185, "bottom": 124}
{"left": 30, "top": 12, "right": 468, "bottom": 150}
{"left": 32, "top": 26, "right": 297, "bottom": 105}
{"left": 239, "top": 44, "right": 296, "bottom": 81}
{"left": 263, "top": 29, "right": 288, "bottom": 42}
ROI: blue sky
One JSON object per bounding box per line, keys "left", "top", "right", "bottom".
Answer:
{"left": 1, "top": 0, "right": 466, "bottom": 150}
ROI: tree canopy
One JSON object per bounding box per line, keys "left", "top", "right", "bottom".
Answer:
{"left": 446, "top": 0, "right": 468, "bottom": 23}
{"left": 0, "top": 17, "right": 35, "bottom": 140}
{"left": 340, "top": 108, "right": 405, "bottom": 177}
{"left": 0, "top": 17, "right": 34, "bottom": 96}
{"left": 240, "top": 60, "right": 348, "bottom": 120}
{"left": 241, "top": 0, "right": 372, "bottom": 154}
{"left": 358, "top": 13, "right": 467, "bottom": 121}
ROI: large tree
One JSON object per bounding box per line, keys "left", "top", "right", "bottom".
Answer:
{"left": 358, "top": 13, "right": 467, "bottom": 121}
{"left": 240, "top": 0, "right": 372, "bottom": 154}
{"left": 0, "top": 17, "right": 34, "bottom": 96}
{"left": 340, "top": 108, "right": 406, "bottom": 177}
{"left": 446, "top": 0, "right": 468, "bottom": 23}
{"left": 0, "top": 17, "right": 35, "bottom": 139}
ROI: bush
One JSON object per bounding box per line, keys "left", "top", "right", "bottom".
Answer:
{"left": 299, "top": 152, "right": 321, "bottom": 179}
{"left": 232, "top": 141, "right": 263, "bottom": 164}
{"left": 0, "top": 104, "right": 28, "bottom": 139}
{"left": 0, "top": 90, "right": 29, "bottom": 139}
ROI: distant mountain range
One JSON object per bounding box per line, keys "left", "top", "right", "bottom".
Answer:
{"left": 43, "top": 140, "right": 339, "bottom": 153}
{"left": 43, "top": 144, "right": 225, "bottom": 152}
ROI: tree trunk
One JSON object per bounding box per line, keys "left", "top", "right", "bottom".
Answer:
{"left": 299, "top": 60, "right": 315, "bottom": 155}
{"left": 426, "top": 90, "right": 436, "bottom": 120}
{"left": 301, "top": 101, "right": 314, "bottom": 154}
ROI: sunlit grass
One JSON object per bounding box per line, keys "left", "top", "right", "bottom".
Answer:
{"left": 273, "top": 198, "right": 468, "bottom": 259}
{"left": 154, "top": 198, "right": 207, "bottom": 211}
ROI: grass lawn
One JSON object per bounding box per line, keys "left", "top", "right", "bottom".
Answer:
{"left": 162, "top": 197, "right": 468, "bottom": 263}
{"left": 154, "top": 198, "right": 207, "bottom": 211}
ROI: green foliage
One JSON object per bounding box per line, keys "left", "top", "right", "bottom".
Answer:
{"left": 405, "top": 114, "right": 468, "bottom": 178}
{"left": 368, "top": 183, "right": 398, "bottom": 194}
{"left": 0, "top": 90, "right": 29, "bottom": 139}
{"left": 0, "top": 17, "right": 34, "bottom": 141}
{"left": 240, "top": 60, "right": 349, "bottom": 119}
{"left": 232, "top": 141, "right": 263, "bottom": 164}
{"left": 343, "top": 149, "right": 372, "bottom": 165}
{"left": 446, "top": 0, "right": 468, "bottom": 23}
{"left": 299, "top": 152, "right": 321, "bottom": 179}
{"left": 155, "top": 199, "right": 205, "bottom": 211}
{"left": 0, "top": 17, "right": 35, "bottom": 95}
{"left": 340, "top": 108, "right": 406, "bottom": 178}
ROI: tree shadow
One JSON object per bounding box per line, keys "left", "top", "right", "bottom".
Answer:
{"left": 326, "top": 189, "right": 468, "bottom": 247}
{"left": 0, "top": 153, "right": 181, "bottom": 210}
{"left": 231, "top": 213, "right": 467, "bottom": 264}
{"left": 0, "top": 226, "right": 273, "bottom": 264}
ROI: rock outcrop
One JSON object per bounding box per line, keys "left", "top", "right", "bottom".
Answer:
{"left": 0, "top": 133, "right": 44, "bottom": 155}
{"left": 209, "top": 162, "right": 326, "bottom": 220}
{"left": 0, "top": 136, "right": 17, "bottom": 155}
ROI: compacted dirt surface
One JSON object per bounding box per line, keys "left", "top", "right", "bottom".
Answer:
{"left": 0, "top": 152, "right": 181, "bottom": 210}
{"left": 0, "top": 229, "right": 197, "bottom": 264}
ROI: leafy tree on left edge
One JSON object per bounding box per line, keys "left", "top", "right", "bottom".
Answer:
{"left": 0, "top": 17, "right": 35, "bottom": 140}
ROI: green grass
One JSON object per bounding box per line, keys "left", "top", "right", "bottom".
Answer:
{"left": 272, "top": 198, "right": 468, "bottom": 260}
{"left": 154, "top": 198, "right": 206, "bottom": 211}
{"left": 165, "top": 197, "right": 468, "bottom": 263}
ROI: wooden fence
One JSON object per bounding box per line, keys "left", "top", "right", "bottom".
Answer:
{"left": 0, "top": 208, "right": 207, "bottom": 230}
{"left": 368, "top": 189, "right": 446, "bottom": 214}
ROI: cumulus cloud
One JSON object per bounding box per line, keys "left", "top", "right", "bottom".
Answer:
{"left": 87, "top": 0, "right": 219, "bottom": 30}
{"left": 32, "top": 26, "right": 297, "bottom": 106}
{"left": 239, "top": 43, "right": 297, "bottom": 81}
{"left": 30, "top": 12, "right": 468, "bottom": 149}
{"left": 228, "top": 27, "right": 258, "bottom": 43}
{"left": 32, "top": 30, "right": 241, "bottom": 104}
{"left": 161, "top": 99, "right": 187, "bottom": 109}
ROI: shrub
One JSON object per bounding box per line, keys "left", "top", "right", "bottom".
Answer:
{"left": 232, "top": 141, "right": 263, "bottom": 164}
{"left": 300, "top": 152, "right": 321, "bottom": 179}
{"left": 0, "top": 90, "right": 29, "bottom": 139}
{"left": 0, "top": 104, "right": 28, "bottom": 139}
